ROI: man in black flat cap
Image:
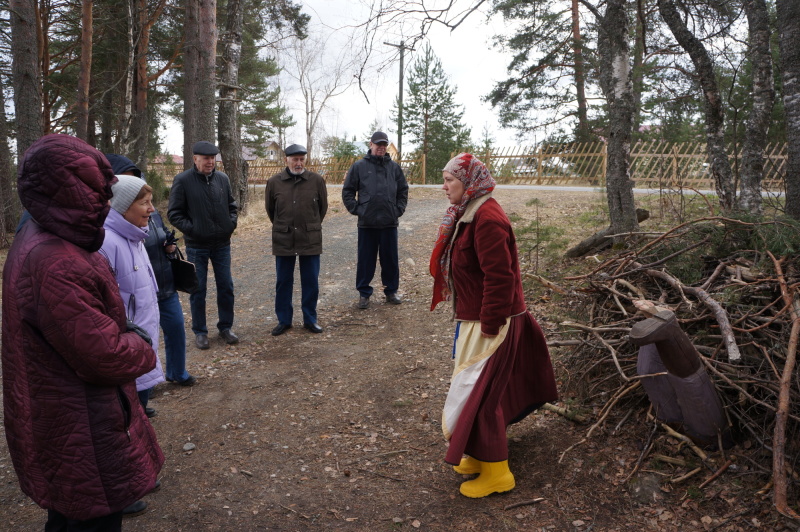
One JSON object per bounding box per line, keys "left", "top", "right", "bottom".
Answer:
{"left": 342, "top": 131, "right": 408, "bottom": 309}
{"left": 168, "top": 140, "right": 239, "bottom": 349}
{"left": 265, "top": 144, "right": 328, "bottom": 336}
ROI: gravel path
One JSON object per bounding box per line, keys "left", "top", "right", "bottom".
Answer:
{"left": 226, "top": 187, "right": 447, "bottom": 333}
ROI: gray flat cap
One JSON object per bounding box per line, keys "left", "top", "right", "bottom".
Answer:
{"left": 192, "top": 141, "right": 219, "bottom": 155}
{"left": 285, "top": 144, "right": 307, "bottom": 156}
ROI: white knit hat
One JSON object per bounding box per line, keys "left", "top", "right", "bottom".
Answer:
{"left": 110, "top": 174, "right": 146, "bottom": 214}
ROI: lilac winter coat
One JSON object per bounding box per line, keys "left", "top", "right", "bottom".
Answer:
{"left": 101, "top": 209, "right": 165, "bottom": 391}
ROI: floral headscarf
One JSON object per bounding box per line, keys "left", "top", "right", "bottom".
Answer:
{"left": 429, "top": 153, "right": 496, "bottom": 310}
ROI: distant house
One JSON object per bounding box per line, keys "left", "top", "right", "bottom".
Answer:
{"left": 262, "top": 141, "right": 283, "bottom": 161}
{"left": 242, "top": 141, "right": 283, "bottom": 162}
{"left": 153, "top": 154, "right": 184, "bottom": 166}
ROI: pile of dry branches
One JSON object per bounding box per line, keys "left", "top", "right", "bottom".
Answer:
{"left": 547, "top": 216, "right": 800, "bottom": 517}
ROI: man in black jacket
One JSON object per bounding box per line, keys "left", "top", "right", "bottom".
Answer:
{"left": 342, "top": 131, "right": 409, "bottom": 309}
{"left": 168, "top": 141, "right": 239, "bottom": 349}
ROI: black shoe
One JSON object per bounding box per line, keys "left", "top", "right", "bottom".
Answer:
{"left": 219, "top": 329, "right": 239, "bottom": 345}
{"left": 150, "top": 479, "right": 162, "bottom": 493}
{"left": 195, "top": 333, "right": 209, "bottom": 350}
{"left": 304, "top": 322, "right": 323, "bottom": 333}
{"left": 123, "top": 500, "right": 147, "bottom": 516}
{"left": 358, "top": 296, "right": 370, "bottom": 309}
{"left": 145, "top": 407, "right": 157, "bottom": 418}
{"left": 174, "top": 375, "right": 197, "bottom": 387}
{"left": 271, "top": 323, "right": 292, "bottom": 336}
{"left": 386, "top": 293, "right": 402, "bottom": 305}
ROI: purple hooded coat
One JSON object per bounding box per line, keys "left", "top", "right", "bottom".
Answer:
{"left": 101, "top": 208, "right": 166, "bottom": 392}
{"left": 2, "top": 134, "right": 164, "bottom": 520}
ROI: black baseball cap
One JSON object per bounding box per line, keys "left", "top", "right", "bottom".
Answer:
{"left": 370, "top": 131, "right": 389, "bottom": 144}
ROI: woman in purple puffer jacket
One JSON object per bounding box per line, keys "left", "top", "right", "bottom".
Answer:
{"left": 100, "top": 175, "right": 166, "bottom": 416}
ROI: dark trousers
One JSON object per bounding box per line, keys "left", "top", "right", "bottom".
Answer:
{"left": 356, "top": 227, "right": 399, "bottom": 298}
{"left": 45, "top": 509, "right": 123, "bottom": 532}
{"left": 137, "top": 388, "right": 151, "bottom": 408}
{"left": 275, "top": 255, "right": 320, "bottom": 326}
{"left": 186, "top": 245, "right": 235, "bottom": 334}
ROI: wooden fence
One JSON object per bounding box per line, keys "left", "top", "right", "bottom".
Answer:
{"left": 149, "top": 141, "right": 787, "bottom": 190}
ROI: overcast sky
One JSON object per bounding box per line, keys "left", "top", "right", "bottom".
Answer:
{"left": 161, "top": 0, "right": 524, "bottom": 155}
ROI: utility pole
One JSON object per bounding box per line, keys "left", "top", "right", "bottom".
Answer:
{"left": 384, "top": 40, "right": 412, "bottom": 159}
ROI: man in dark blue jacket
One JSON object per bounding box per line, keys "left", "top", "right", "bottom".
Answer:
{"left": 168, "top": 141, "right": 239, "bottom": 349}
{"left": 342, "top": 131, "right": 409, "bottom": 309}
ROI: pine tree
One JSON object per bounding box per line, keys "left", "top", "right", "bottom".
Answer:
{"left": 394, "top": 44, "right": 470, "bottom": 183}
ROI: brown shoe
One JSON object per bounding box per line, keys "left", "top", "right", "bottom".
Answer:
{"left": 358, "top": 296, "right": 370, "bottom": 309}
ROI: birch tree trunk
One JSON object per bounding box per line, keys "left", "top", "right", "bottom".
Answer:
{"left": 218, "top": 0, "right": 249, "bottom": 213}
{"left": 738, "top": 0, "right": 774, "bottom": 215}
{"left": 631, "top": 0, "right": 646, "bottom": 135}
{"left": 75, "top": 0, "right": 93, "bottom": 141}
{"left": 596, "top": 0, "right": 639, "bottom": 240}
{"left": 10, "top": 0, "right": 44, "bottom": 164}
{"left": 658, "top": 0, "right": 735, "bottom": 210}
{"left": 778, "top": 0, "right": 800, "bottom": 220}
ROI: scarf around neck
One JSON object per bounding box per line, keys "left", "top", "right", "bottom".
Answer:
{"left": 429, "top": 153, "right": 496, "bottom": 310}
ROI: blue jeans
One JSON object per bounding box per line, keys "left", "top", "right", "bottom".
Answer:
{"left": 275, "top": 255, "right": 320, "bottom": 325}
{"left": 159, "top": 292, "right": 191, "bottom": 382}
{"left": 356, "top": 227, "right": 399, "bottom": 298}
{"left": 186, "top": 246, "right": 235, "bottom": 334}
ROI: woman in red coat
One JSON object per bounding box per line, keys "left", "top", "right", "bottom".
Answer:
{"left": 2, "top": 135, "right": 164, "bottom": 530}
{"left": 430, "top": 153, "right": 558, "bottom": 498}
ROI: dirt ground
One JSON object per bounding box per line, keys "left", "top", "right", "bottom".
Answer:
{"left": 0, "top": 187, "right": 795, "bottom": 530}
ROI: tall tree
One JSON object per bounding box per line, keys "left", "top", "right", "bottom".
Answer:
{"left": 778, "top": 0, "right": 800, "bottom": 221}
{"left": 218, "top": 0, "right": 249, "bottom": 212}
{"left": 572, "top": 0, "right": 589, "bottom": 141}
{"left": 737, "top": 0, "right": 775, "bottom": 215}
{"left": 284, "top": 34, "right": 358, "bottom": 157}
{"left": 183, "top": 0, "right": 218, "bottom": 168}
{"left": 122, "top": 0, "right": 170, "bottom": 173}
{"left": 658, "top": 0, "right": 735, "bottom": 210}
{"left": 75, "top": 0, "right": 92, "bottom": 140}
{"left": 0, "top": 76, "right": 17, "bottom": 235}
{"left": 10, "top": 0, "right": 44, "bottom": 163}
{"left": 487, "top": 0, "right": 595, "bottom": 140}
{"left": 593, "top": 0, "right": 639, "bottom": 239}
{"left": 234, "top": 0, "right": 305, "bottom": 157}
{"left": 396, "top": 43, "right": 471, "bottom": 183}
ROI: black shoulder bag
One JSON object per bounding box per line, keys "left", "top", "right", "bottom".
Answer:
{"left": 170, "top": 248, "right": 199, "bottom": 294}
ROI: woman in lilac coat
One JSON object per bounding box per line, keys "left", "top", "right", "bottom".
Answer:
{"left": 101, "top": 174, "right": 166, "bottom": 416}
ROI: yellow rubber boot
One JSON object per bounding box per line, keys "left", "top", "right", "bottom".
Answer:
{"left": 459, "top": 460, "right": 515, "bottom": 498}
{"left": 453, "top": 455, "right": 481, "bottom": 475}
